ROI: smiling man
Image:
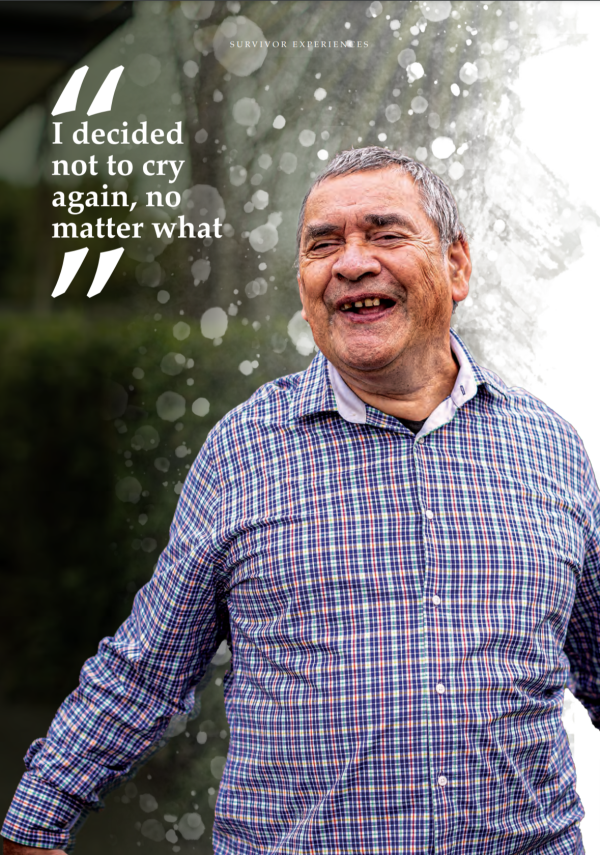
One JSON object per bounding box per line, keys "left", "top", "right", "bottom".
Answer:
{"left": 3, "top": 147, "right": 600, "bottom": 855}
{"left": 297, "top": 160, "right": 470, "bottom": 427}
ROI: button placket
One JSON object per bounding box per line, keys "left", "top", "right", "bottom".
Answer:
{"left": 414, "top": 436, "right": 449, "bottom": 828}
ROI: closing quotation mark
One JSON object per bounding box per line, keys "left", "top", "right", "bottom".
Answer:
{"left": 51, "top": 66, "right": 126, "bottom": 298}
{"left": 51, "top": 248, "right": 125, "bottom": 298}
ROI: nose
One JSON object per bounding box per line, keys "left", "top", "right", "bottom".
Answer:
{"left": 331, "top": 241, "right": 381, "bottom": 281}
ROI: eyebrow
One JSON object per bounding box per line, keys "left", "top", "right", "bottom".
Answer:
{"left": 363, "top": 213, "right": 416, "bottom": 230}
{"left": 303, "top": 213, "right": 417, "bottom": 243}
{"left": 303, "top": 222, "right": 340, "bottom": 242}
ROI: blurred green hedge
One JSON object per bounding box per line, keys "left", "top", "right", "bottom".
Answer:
{"left": 0, "top": 312, "right": 305, "bottom": 705}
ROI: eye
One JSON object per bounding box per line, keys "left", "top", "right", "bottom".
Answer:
{"left": 375, "top": 232, "right": 403, "bottom": 241}
{"left": 310, "top": 239, "right": 340, "bottom": 253}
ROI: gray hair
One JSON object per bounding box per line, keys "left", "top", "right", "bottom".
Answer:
{"left": 295, "top": 146, "right": 466, "bottom": 265}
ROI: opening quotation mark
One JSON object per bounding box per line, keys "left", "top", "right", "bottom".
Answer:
{"left": 51, "top": 65, "right": 124, "bottom": 116}
{"left": 51, "top": 65, "right": 126, "bottom": 297}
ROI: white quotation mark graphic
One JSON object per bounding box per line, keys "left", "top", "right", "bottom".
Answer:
{"left": 51, "top": 248, "right": 125, "bottom": 298}
{"left": 51, "top": 65, "right": 125, "bottom": 298}
{"left": 51, "top": 65, "right": 124, "bottom": 116}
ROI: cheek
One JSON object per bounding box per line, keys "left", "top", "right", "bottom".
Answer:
{"left": 301, "top": 264, "right": 332, "bottom": 303}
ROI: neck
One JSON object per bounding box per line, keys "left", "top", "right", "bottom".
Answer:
{"left": 333, "top": 336, "right": 458, "bottom": 422}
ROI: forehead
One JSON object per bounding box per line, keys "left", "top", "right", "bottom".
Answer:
{"left": 303, "top": 168, "right": 427, "bottom": 225}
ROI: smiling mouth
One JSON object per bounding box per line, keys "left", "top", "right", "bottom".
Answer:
{"left": 338, "top": 297, "right": 396, "bottom": 316}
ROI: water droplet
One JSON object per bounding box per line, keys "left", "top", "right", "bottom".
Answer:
{"left": 299, "top": 129, "right": 316, "bottom": 147}
{"left": 201, "top": 307, "right": 228, "bottom": 339}
{"left": 183, "top": 60, "right": 199, "bottom": 78}
{"left": 180, "top": 1, "right": 215, "bottom": 21}
{"left": 214, "top": 17, "right": 268, "bottom": 75}
{"left": 459, "top": 62, "right": 478, "bottom": 85}
{"left": 407, "top": 62, "right": 424, "bottom": 82}
{"left": 431, "top": 137, "right": 456, "bottom": 159}
{"left": 128, "top": 54, "right": 161, "bottom": 87}
{"left": 398, "top": 48, "right": 416, "bottom": 69}
{"left": 288, "top": 311, "right": 316, "bottom": 356}
{"left": 448, "top": 162, "right": 465, "bottom": 180}
{"left": 141, "top": 819, "right": 165, "bottom": 841}
{"left": 115, "top": 477, "right": 142, "bottom": 504}
{"left": 160, "top": 353, "right": 186, "bottom": 376}
{"left": 173, "top": 321, "right": 191, "bottom": 341}
{"left": 232, "top": 97, "right": 261, "bottom": 127}
{"left": 252, "top": 189, "right": 269, "bottom": 210}
{"left": 156, "top": 392, "right": 186, "bottom": 422}
{"left": 178, "top": 812, "right": 205, "bottom": 840}
{"left": 418, "top": 0, "right": 451, "bottom": 22}
{"left": 191, "top": 398, "right": 209, "bottom": 417}
{"left": 279, "top": 152, "right": 297, "bottom": 174}
{"left": 385, "top": 104, "right": 402, "bottom": 122}
{"left": 191, "top": 258, "right": 211, "bottom": 283}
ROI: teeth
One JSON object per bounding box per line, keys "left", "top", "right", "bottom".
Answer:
{"left": 341, "top": 298, "right": 384, "bottom": 311}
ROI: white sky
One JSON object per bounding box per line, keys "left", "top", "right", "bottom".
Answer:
{"left": 515, "top": 1, "right": 600, "bottom": 465}
{"left": 515, "top": 4, "right": 600, "bottom": 850}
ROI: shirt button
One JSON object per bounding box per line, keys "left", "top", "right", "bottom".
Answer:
{"left": 432, "top": 595, "right": 441, "bottom": 606}
{"left": 425, "top": 509, "right": 434, "bottom": 519}
{"left": 438, "top": 775, "right": 448, "bottom": 786}
{"left": 436, "top": 683, "right": 445, "bottom": 694}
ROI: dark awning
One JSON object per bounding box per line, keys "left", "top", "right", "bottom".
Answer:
{"left": 0, "top": 1, "right": 133, "bottom": 131}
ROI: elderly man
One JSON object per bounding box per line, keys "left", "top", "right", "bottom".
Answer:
{"left": 3, "top": 147, "right": 600, "bottom": 855}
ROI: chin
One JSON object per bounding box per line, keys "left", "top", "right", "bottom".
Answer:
{"left": 334, "top": 342, "right": 396, "bottom": 373}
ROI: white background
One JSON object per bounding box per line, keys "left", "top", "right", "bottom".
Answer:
{"left": 515, "top": 2, "right": 600, "bottom": 851}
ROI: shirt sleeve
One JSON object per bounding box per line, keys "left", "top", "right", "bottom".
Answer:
{"left": 564, "top": 437, "right": 600, "bottom": 729}
{"left": 1, "top": 433, "right": 228, "bottom": 850}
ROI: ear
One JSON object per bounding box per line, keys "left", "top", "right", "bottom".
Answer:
{"left": 297, "top": 270, "right": 308, "bottom": 321}
{"left": 447, "top": 237, "right": 471, "bottom": 305}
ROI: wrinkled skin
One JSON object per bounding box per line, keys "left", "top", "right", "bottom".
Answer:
{"left": 297, "top": 168, "right": 471, "bottom": 421}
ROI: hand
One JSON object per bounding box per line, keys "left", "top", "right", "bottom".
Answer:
{"left": 3, "top": 840, "right": 67, "bottom": 854}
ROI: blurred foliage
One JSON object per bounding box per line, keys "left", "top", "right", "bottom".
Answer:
{"left": 0, "top": 180, "right": 37, "bottom": 303}
{"left": 0, "top": 312, "right": 307, "bottom": 707}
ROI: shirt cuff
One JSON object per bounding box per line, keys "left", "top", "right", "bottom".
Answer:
{"left": 1, "top": 771, "right": 84, "bottom": 849}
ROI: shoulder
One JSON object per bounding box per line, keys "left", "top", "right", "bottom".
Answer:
{"left": 477, "top": 365, "right": 588, "bottom": 472}
{"left": 203, "top": 368, "right": 307, "bottom": 451}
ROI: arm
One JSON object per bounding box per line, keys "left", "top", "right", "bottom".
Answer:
{"left": 1, "top": 437, "right": 228, "bottom": 850}
{"left": 564, "top": 438, "right": 600, "bottom": 728}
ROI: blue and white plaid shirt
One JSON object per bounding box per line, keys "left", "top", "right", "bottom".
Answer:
{"left": 4, "top": 330, "right": 600, "bottom": 854}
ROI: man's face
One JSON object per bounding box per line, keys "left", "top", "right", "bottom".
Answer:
{"left": 297, "top": 168, "right": 470, "bottom": 375}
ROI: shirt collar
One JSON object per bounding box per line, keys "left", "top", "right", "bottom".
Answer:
{"left": 289, "top": 328, "right": 508, "bottom": 424}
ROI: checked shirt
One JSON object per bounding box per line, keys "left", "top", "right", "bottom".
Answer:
{"left": 3, "top": 329, "right": 600, "bottom": 854}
